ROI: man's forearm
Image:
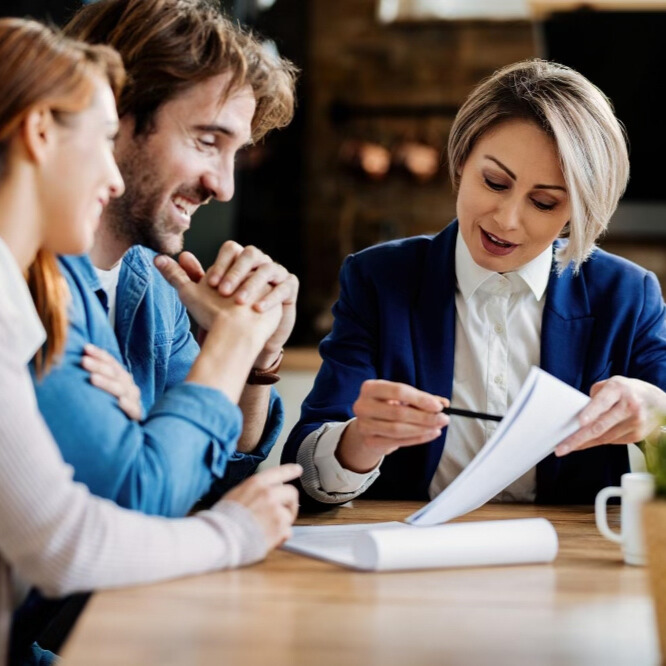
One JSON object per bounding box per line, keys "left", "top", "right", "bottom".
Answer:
{"left": 237, "top": 384, "right": 271, "bottom": 452}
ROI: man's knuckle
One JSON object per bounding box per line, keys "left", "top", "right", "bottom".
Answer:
{"left": 245, "top": 245, "right": 263, "bottom": 259}
{"left": 222, "top": 240, "right": 241, "bottom": 252}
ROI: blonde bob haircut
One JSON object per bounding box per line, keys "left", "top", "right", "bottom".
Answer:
{"left": 448, "top": 59, "right": 629, "bottom": 272}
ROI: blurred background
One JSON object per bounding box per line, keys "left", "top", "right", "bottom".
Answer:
{"left": 3, "top": 0, "right": 662, "bottom": 468}
{"left": 4, "top": 0, "right": 666, "bottom": 345}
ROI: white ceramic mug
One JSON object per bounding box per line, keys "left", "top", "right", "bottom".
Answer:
{"left": 595, "top": 472, "right": 655, "bottom": 565}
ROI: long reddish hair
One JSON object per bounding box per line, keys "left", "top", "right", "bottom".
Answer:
{"left": 0, "top": 18, "right": 125, "bottom": 374}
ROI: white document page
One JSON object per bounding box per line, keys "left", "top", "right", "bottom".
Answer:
{"left": 284, "top": 368, "right": 581, "bottom": 571}
{"left": 283, "top": 519, "right": 558, "bottom": 571}
{"left": 407, "top": 366, "right": 590, "bottom": 526}
{"left": 282, "top": 522, "right": 406, "bottom": 568}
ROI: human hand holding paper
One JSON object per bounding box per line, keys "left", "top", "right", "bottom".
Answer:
{"left": 408, "top": 367, "right": 590, "bottom": 526}
{"left": 555, "top": 375, "right": 666, "bottom": 456}
{"left": 283, "top": 368, "right": 587, "bottom": 572}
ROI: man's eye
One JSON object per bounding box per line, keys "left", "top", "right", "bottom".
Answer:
{"left": 198, "top": 137, "right": 216, "bottom": 148}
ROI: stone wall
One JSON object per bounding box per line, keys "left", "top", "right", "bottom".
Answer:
{"left": 304, "top": 1, "right": 536, "bottom": 330}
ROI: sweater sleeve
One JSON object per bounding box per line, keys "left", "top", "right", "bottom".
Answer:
{"left": 0, "top": 321, "right": 267, "bottom": 598}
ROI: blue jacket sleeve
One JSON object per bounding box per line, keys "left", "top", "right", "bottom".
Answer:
{"left": 282, "top": 254, "right": 379, "bottom": 467}
{"left": 32, "top": 276, "right": 243, "bottom": 518}
{"left": 627, "top": 271, "right": 666, "bottom": 387}
{"left": 162, "top": 297, "right": 283, "bottom": 488}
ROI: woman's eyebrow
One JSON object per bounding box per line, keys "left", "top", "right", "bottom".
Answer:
{"left": 534, "top": 183, "right": 567, "bottom": 192}
{"left": 484, "top": 155, "right": 566, "bottom": 192}
{"left": 484, "top": 155, "right": 516, "bottom": 180}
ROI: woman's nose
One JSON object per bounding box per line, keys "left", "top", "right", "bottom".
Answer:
{"left": 494, "top": 197, "right": 521, "bottom": 231}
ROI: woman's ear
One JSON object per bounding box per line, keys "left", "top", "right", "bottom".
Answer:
{"left": 21, "top": 106, "right": 56, "bottom": 165}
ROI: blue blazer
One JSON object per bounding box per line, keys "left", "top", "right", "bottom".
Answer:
{"left": 283, "top": 222, "right": 666, "bottom": 505}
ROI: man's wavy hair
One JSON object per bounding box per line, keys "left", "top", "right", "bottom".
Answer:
{"left": 65, "top": 0, "right": 297, "bottom": 141}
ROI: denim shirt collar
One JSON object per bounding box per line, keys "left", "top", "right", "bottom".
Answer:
{"left": 63, "top": 246, "right": 153, "bottom": 338}
{"left": 68, "top": 253, "right": 103, "bottom": 292}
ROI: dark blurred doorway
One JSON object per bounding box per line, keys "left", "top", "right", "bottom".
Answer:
{"left": 0, "top": 1, "right": 82, "bottom": 24}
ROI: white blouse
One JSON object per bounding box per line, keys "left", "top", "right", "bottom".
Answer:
{"left": 298, "top": 231, "right": 551, "bottom": 504}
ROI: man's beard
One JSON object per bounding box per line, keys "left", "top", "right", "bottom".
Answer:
{"left": 107, "top": 143, "right": 212, "bottom": 255}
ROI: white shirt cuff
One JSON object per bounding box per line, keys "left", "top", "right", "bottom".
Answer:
{"left": 312, "top": 419, "right": 382, "bottom": 493}
{"left": 296, "top": 421, "right": 383, "bottom": 503}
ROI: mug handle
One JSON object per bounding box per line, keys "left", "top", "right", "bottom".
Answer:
{"left": 595, "top": 486, "right": 623, "bottom": 544}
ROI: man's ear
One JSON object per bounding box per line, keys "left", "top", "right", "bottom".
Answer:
{"left": 21, "top": 106, "right": 56, "bottom": 165}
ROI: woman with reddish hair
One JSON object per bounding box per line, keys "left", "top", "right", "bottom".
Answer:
{"left": 0, "top": 18, "right": 299, "bottom": 664}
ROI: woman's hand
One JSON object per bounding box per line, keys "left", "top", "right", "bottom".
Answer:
{"left": 81, "top": 344, "right": 142, "bottom": 421}
{"left": 555, "top": 376, "right": 666, "bottom": 456}
{"left": 217, "top": 464, "right": 302, "bottom": 549}
{"left": 336, "top": 379, "right": 450, "bottom": 473}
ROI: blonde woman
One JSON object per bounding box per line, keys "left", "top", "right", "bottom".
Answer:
{"left": 284, "top": 59, "right": 666, "bottom": 507}
{"left": 0, "top": 18, "right": 299, "bottom": 663}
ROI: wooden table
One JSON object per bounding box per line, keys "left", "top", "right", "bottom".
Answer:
{"left": 62, "top": 502, "right": 658, "bottom": 665}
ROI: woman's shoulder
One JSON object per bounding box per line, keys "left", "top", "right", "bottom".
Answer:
{"left": 582, "top": 246, "right": 654, "bottom": 283}
{"left": 574, "top": 246, "right": 664, "bottom": 313}
{"left": 347, "top": 224, "right": 456, "bottom": 275}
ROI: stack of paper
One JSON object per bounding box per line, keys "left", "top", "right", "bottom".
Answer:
{"left": 284, "top": 367, "right": 589, "bottom": 571}
{"left": 284, "top": 519, "right": 558, "bottom": 571}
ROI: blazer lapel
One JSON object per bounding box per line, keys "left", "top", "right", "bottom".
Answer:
{"left": 411, "top": 222, "right": 458, "bottom": 491}
{"left": 540, "top": 255, "right": 595, "bottom": 388}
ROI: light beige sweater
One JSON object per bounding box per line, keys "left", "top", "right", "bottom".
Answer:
{"left": 0, "top": 239, "right": 267, "bottom": 664}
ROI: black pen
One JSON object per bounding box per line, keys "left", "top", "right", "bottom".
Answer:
{"left": 442, "top": 406, "right": 503, "bottom": 422}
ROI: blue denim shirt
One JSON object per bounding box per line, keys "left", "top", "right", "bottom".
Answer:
{"left": 31, "top": 245, "right": 283, "bottom": 517}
